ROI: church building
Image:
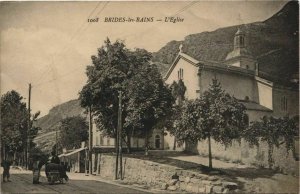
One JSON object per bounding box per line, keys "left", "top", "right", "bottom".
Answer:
{"left": 163, "top": 28, "right": 299, "bottom": 150}
{"left": 165, "top": 28, "right": 298, "bottom": 120}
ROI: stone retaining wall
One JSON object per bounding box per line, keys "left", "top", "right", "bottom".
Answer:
{"left": 94, "top": 154, "right": 238, "bottom": 193}
{"left": 186, "top": 138, "right": 299, "bottom": 176}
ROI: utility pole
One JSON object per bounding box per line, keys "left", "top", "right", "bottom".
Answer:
{"left": 118, "top": 91, "right": 123, "bottom": 180}
{"left": 88, "top": 105, "right": 93, "bottom": 175}
{"left": 26, "top": 83, "right": 31, "bottom": 170}
{"left": 55, "top": 129, "right": 58, "bottom": 154}
{"left": 115, "top": 112, "right": 119, "bottom": 180}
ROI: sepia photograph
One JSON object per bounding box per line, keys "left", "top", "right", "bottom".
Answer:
{"left": 0, "top": 1, "right": 299, "bottom": 193}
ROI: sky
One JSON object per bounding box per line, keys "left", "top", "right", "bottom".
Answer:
{"left": 0, "top": 1, "right": 288, "bottom": 116}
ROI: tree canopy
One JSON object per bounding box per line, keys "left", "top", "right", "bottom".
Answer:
{"left": 173, "top": 78, "right": 248, "bottom": 168}
{"left": 79, "top": 38, "right": 174, "bottom": 152}
{"left": 1, "top": 90, "right": 40, "bottom": 162}
{"left": 59, "top": 116, "right": 89, "bottom": 149}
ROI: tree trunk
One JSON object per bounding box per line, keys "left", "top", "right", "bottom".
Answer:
{"left": 173, "top": 137, "right": 176, "bottom": 150}
{"left": 3, "top": 146, "right": 6, "bottom": 160}
{"left": 145, "top": 130, "right": 149, "bottom": 156}
{"left": 13, "top": 151, "right": 17, "bottom": 165}
{"left": 115, "top": 132, "right": 119, "bottom": 180}
{"left": 268, "top": 144, "right": 274, "bottom": 169}
{"left": 126, "top": 136, "right": 131, "bottom": 154}
{"left": 208, "top": 136, "right": 212, "bottom": 169}
{"left": 18, "top": 156, "right": 21, "bottom": 167}
{"left": 96, "top": 154, "right": 101, "bottom": 174}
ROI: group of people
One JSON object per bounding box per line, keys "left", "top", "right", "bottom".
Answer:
{"left": 2, "top": 151, "right": 68, "bottom": 183}
{"left": 45, "top": 151, "right": 69, "bottom": 182}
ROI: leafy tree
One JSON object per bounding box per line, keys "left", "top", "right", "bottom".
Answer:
{"left": 169, "top": 79, "right": 187, "bottom": 150}
{"left": 244, "top": 115, "right": 298, "bottom": 168}
{"left": 59, "top": 116, "right": 89, "bottom": 149}
{"left": 173, "top": 79, "right": 248, "bottom": 168}
{"left": 1, "top": 91, "right": 29, "bottom": 160}
{"left": 170, "top": 79, "right": 186, "bottom": 105}
{"left": 79, "top": 38, "right": 173, "bottom": 154}
{"left": 125, "top": 63, "right": 174, "bottom": 154}
{"left": 1, "top": 90, "right": 40, "bottom": 164}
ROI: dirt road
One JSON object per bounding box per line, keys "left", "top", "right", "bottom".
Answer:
{"left": 1, "top": 169, "right": 149, "bottom": 194}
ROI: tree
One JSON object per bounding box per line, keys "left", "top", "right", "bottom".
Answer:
{"left": 169, "top": 79, "right": 187, "bottom": 150}
{"left": 173, "top": 78, "right": 248, "bottom": 168}
{"left": 1, "top": 90, "right": 40, "bottom": 165}
{"left": 59, "top": 116, "right": 89, "bottom": 149}
{"left": 244, "top": 115, "right": 298, "bottom": 168}
{"left": 79, "top": 38, "right": 173, "bottom": 154}
{"left": 170, "top": 79, "right": 186, "bottom": 105}
{"left": 125, "top": 63, "right": 174, "bottom": 154}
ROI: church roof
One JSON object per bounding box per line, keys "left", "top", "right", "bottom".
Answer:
{"left": 179, "top": 52, "right": 200, "bottom": 64}
{"left": 164, "top": 52, "right": 255, "bottom": 80}
{"left": 225, "top": 47, "right": 253, "bottom": 60}
{"left": 164, "top": 52, "right": 200, "bottom": 80}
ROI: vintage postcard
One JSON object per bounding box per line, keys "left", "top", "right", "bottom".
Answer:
{"left": 0, "top": 1, "right": 299, "bottom": 193}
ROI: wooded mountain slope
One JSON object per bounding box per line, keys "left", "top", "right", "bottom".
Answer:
{"left": 152, "top": 1, "right": 299, "bottom": 84}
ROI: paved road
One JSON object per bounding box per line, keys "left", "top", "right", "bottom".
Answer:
{"left": 1, "top": 170, "right": 149, "bottom": 193}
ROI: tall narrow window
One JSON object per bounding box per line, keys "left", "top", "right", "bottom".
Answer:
{"left": 96, "top": 136, "right": 99, "bottom": 146}
{"left": 281, "top": 96, "right": 288, "bottom": 111}
{"left": 178, "top": 68, "right": 184, "bottom": 80}
{"left": 100, "top": 135, "right": 104, "bottom": 145}
{"left": 244, "top": 115, "right": 249, "bottom": 126}
{"left": 239, "top": 36, "right": 244, "bottom": 47}
{"left": 181, "top": 69, "right": 184, "bottom": 79}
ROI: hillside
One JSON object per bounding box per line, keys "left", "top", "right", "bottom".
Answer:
{"left": 34, "top": 99, "right": 86, "bottom": 152}
{"left": 35, "top": 99, "right": 85, "bottom": 133}
{"left": 152, "top": 1, "right": 299, "bottom": 84}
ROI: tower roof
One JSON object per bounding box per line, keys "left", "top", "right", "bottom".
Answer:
{"left": 225, "top": 48, "right": 253, "bottom": 60}
{"left": 225, "top": 27, "right": 253, "bottom": 60}
{"left": 235, "top": 28, "right": 245, "bottom": 35}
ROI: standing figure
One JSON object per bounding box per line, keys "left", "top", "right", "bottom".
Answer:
{"left": 50, "top": 151, "right": 60, "bottom": 164}
{"left": 1, "top": 159, "right": 12, "bottom": 182}
{"left": 32, "top": 158, "right": 44, "bottom": 184}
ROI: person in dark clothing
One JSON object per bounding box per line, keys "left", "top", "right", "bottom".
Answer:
{"left": 50, "top": 151, "right": 60, "bottom": 164}
{"left": 1, "top": 160, "right": 12, "bottom": 182}
{"left": 32, "top": 159, "right": 41, "bottom": 184}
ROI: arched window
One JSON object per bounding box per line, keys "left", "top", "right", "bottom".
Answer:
{"left": 155, "top": 135, "right": 161, "bottom": 149}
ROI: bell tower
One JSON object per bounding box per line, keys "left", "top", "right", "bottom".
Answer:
{"left": 234, "top": 28, "right": 245, "bottom": 49}
{"left": 225, "top": 28, "right": 256, "bottom": 71}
